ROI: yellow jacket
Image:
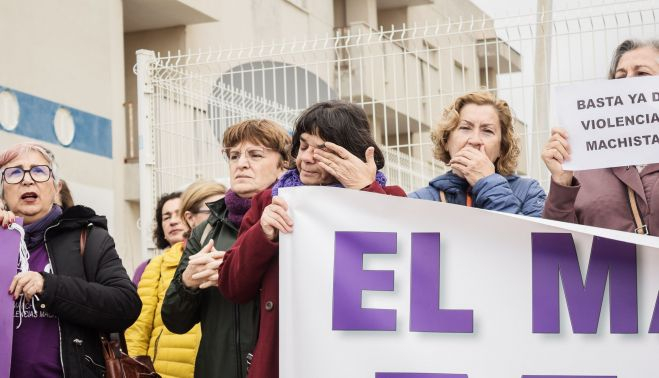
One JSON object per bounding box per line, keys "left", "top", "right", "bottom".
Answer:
{"left": 125, "top": 242, "right": 201, "bottom": 378}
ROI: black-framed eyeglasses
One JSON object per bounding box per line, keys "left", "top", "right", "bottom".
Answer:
{"left": 1, "top": 165, "right": 53, "bottom": 184}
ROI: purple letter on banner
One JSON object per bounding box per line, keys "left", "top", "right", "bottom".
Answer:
{"left": 0, "top": 219, "right": 23, "bottom": 378}
{"left": 410, "top": 233, "right": 473, "bottom": 333}
{"left": 333, "top": 232, "right": 397, "bottom": 331}
{"left": 522, "top": 375, "right": 616, "bottom": 378}
{"left": 532, "top": 233, "right": 637, "bottom": 334}
{"left": 649, "top": 292, "right": 659, "bottom": 333}
{"left": 376, "top": 373, "right": 467, "bottom": 378}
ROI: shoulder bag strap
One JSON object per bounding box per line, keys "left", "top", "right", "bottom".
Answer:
{"left": 627, "top": 186, "right": 648, "bottom": 235}
{"left": 80, "top": 225, "right": 134, "bottom": 357}
{"left": 438, "top": 190, "right": 447, "bottom": 203}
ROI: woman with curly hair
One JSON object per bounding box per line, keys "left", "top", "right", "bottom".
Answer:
{"left": 409, "top": 91, "right": 546, "bottom": 216}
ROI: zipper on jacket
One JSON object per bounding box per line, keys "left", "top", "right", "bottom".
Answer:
{"left": 153, "top": 329, "right": 164, "bottom": 363}
{"left": 72, "top": 338, "right": 85, "bottom": 375}
{"left": 234, "top": 304, "right": 242, "bottom": 378}
{"left": 44, "top": 221, "right": 67, "bottom": 378}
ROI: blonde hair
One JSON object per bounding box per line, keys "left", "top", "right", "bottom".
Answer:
{"left": 430, "top": 91, "right": 520, "bottom": 176}
{"left": 179, "top": 180, "right": 227, "bottom": 234}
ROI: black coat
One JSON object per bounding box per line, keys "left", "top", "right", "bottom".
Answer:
{"left": 39, "top": 205, "right": 141, "bottom": 377}
{"left": 161, "top": 198, "right": 259, "bottom": 378}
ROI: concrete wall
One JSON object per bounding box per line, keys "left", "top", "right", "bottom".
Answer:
{"left": 0, "top": 0, "right": 136, "bottom": 268}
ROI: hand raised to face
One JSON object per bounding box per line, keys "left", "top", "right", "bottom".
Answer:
{"left": 449, "top": 145, "right": 496, "bottom": 186}
{"left": 313, "top": 142, "right": 377, "bottom": 190}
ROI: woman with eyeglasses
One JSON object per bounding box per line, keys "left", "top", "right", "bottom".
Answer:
{"left": 217, "top": 100, "right": 406, "bottom": 378}
{"left": 161, "top": 119, "right": 291, "bottom": 378}
{"left": 542, "top": 39, "right": 659, "bottom": 236}
{"left": 0, "top": 142, "right": 140, "bottom": 377}
{"left": 179, "top": 180, "right": 227, "bottom": 236}
{"left": 125, "top": 180, "right": 225, "bottom": 377}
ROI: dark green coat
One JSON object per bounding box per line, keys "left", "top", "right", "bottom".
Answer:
{"left": 161, "top": 198, "right": 259, "bottom": 378}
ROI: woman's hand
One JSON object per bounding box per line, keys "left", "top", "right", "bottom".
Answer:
{"left": 1, "top": 209, "right": 16, "bottom": 229}
{"left": 314, "top": 142, "right": 377, "bottom": 189}
{"left": 260, "top": 196, "right": 293, "bottom": 241}
{"left": 182, "top": 240, "right": 225, "bottom": 289}
{"left": 541, "top": 127, "right": 574, "bottom": 186}
{"left": 448, "top": 145, "right": 496, "bottom": 186}
{"left": 9, "top": 271, "right": 44, "bottom": 301}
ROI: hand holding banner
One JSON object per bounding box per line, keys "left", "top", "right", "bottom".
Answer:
{"left": 279, "top": 187, "right": 659, "bottom": 377}
{"left": 554, "top": 75, "right": 659, "bottom": 171}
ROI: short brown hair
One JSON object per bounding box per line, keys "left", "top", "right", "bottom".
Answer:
{"left": 179, "top": 179, "right": 227, "bottom": 233}
{"left": 431, "top": 91, "right": 520, "bottom": 176}
{"left": 222, "top": 119, "right": 292, "bottom": 168}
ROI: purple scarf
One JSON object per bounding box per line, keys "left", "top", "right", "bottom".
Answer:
{"left": 271, "top": 169, "right": 388, "bottom": 196}
{"left": 24, "top": 205, "right": 63, "bottom": 251}
{"left": 224, "top": 190, "right": 252, "bottom": 227}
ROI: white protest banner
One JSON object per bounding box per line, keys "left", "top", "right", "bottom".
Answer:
{"left": 279, "top": 187, "right": 659, "bottom": 378}
{"left": 554, "top": 75, "right": 659, "bottom": 171}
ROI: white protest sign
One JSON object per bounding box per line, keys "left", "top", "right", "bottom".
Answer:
{"left": 554, "top": 75, "right": 659, "bottom": 171}
{"left": 279, "top": 187, "right": 659, "bottom": 378}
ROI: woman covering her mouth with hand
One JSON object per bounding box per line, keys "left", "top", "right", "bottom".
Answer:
{"left": 409, "top": 91, "right": 546, "bottom": 216}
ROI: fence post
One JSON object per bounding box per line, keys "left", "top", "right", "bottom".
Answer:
{"left": 136, "top": 49, "right": 157, "bottom": 261}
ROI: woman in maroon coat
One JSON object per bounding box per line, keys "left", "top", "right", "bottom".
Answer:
{"left": 218, "top": 100, "right": 406, "bottom": 378}
{"left": 542, "top": 39, "right": 659, "bottom": 236}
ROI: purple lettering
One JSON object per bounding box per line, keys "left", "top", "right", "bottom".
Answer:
{"left": 410, "top": 233, "right": 473, "bottom": 333}
{"left": 650, "top": 292, "right": 659, "bottom": 333}
{"left": 532, "top": 234, "right": 637, "bottom": 334}
{"left": 332, "top": 232, "right": 397, "bottom": 331}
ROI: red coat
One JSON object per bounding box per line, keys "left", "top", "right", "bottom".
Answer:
{"left": 218, "top": 182, "right": 406, "bottom": 378}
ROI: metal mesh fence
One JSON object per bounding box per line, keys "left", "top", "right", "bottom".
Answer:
{"left": 135, "top": 2, "right": 658, "bottom": 253}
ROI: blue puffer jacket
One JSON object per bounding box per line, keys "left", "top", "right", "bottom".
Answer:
{"left": 408, "top": 171, "right": 546, "bottom": 217}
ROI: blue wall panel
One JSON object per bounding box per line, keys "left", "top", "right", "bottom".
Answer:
{"left": 0, "top": 85, "right": 113, "bottom": 158}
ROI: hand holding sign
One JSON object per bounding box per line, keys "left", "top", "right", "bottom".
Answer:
{"left": 260, "top": 196, "right": 293, "bottom": 241}
{"left": 541, "top": 128, "right": 574, "bottom": 186}
{"left": 9, "top": 271, "right": 44, "bottom": 301}
{"left": 1, "top": 210, "right": 16, "bottom": 229}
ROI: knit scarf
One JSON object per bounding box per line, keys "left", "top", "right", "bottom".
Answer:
{"left": 271, "top": 169, "right": 388, "bottom": 196}
{"left": 24, "top": 205, "right": 63, "bottom": 251}
{"left": 224, "top": 190, "right": 252, "bottom": 227}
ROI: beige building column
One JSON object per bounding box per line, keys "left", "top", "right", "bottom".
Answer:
{"left": 345, "top": 0, "right": 378, "bottom": 29}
